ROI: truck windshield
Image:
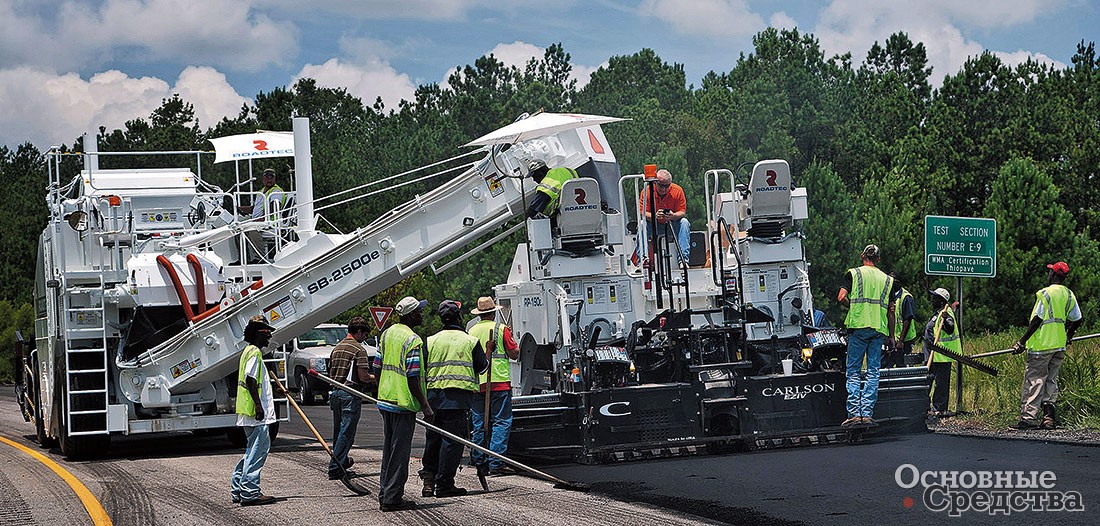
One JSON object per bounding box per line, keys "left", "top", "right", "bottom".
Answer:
{"left": 297, "top": 327, "right": 346, "bottom": 348}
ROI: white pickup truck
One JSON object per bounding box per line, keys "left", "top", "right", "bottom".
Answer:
{"left": 284, "top": 324, "right": 378, "bottom": 405}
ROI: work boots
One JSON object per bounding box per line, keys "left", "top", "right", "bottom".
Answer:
{"left": 420, "top": 471, "right": 436, "bottom": 498}
{"left": 1040, "top": 402, "right": 1057, "bottom": 429}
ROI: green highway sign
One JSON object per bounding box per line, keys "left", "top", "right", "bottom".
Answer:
{"left": 924, "top": 215, "right": 997, "bottom": 278}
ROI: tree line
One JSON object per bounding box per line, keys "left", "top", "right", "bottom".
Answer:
{"left": 1, "top": 29, "right": 1098, "bottom": 374}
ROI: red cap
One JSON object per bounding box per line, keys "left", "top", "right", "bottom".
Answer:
{"left": 1047, "top": 262, "right": 1069, "bottom": 276}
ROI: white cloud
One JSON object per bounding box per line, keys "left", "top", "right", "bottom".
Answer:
{"left": 639, "top": 0, "right": 766, "bottom": 38}
{"left": 488, "top": 41, "right": 545, "bottom": 70}
{"left": 173, "top": 67, "right": 251, "bottom": 128}
{"left": 1, "top": 0, "right": 298, "bottom": 73}
{"left": 769, "top": 11, "right": 799, "bottom": 31}
{"left": 813, "top": 0, "right": 1061, "bottom": 86}
{"left": 295, "top": 58, "right": 417, "bottom": 110}
{"left": 256, "top": 0, "right": 479, "bottom": 20}
{"left": 928, "top": 0, "right": 1054, "bottom": 29}
{"left": 0, "top": 66, "right": 248, "bottom": 150}
{"left": 441, "top": 41, "right": 604, "bottom": 91}
{"left": 571, "top": 62, "right": 606, "bottom": 89}
{"left": 993, "top": 50, "right": 1065, "bottom": 71}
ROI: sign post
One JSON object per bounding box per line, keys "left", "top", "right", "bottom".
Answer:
{"left": 924, "top": 215, "right": 997, "bottom": 412}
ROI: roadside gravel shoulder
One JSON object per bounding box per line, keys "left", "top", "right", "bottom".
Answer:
{"left": 927, "top": 417, "right": 1100, "bottom": 447}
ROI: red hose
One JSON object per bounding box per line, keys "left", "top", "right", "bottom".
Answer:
{"left": 185, "top": 254, "right": 207, "bottom": 311}
{"left": 156, "top": 255, "right": 195, "bottom": 321}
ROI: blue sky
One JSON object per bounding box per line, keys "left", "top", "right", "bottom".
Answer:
{"left": 1, "top": 0, "right": 1096, "bottom": 150}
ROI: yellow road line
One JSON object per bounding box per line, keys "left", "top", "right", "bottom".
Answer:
{"left": 0, "top": 436, "right": 112, "bottom": 526}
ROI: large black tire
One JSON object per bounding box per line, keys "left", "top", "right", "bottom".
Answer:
{"left": 59, "top": 422, "right": 109, "bottom": 460}
{"left": 32, "top": 366, "right": 57, "bottom": 448}
{"left": 34, "top": 411, "right": 56, "bottom": 449}
{"left": 226, "top": 427, "right": 247, "bottom": 448}
{"left": 297, "top": 370, "right": 316, "bottom": 405}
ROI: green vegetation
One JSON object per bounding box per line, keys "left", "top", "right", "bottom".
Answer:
{"left": 948, "top": 334, "right": 1100, "bottom": 430}
{"left": 1, "top": 30, "right": 1099, "bottom": 384}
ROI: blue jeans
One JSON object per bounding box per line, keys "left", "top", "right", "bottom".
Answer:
{"left": 470, "top": 391, "right": 513, "bottom": 470}
{"left": 328, "top": 389, "right": 362, "bottom": 477}
{"left": 845, "top": 328, "right": 885, "bottom": 418}
{"left": 230, "top": 424, "right": 271, "bottom": 501}
{"left": 644, "top": 218, "right": 691, "bottom": 263}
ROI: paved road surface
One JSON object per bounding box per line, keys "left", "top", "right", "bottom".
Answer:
{"left": 2, "top": 387, "right": 1097, "bottom": 525}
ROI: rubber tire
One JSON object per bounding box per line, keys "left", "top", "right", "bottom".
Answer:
{"left": 226, "top": 427, "right": 247, "bottom": 448}
{"left": 297, "top": 370, "right": 316, "bottom": 405}
{"left": 34, "top": 408, "right": 56, "bottom": 449}
{"left": 59, "top": 422, "right": 109, "bottom": 460}
{"left": 32, "top": 367, "right": 58, "bottom": 449}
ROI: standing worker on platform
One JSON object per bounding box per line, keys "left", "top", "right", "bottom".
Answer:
{"left": 925, "top": 288, "right": 960, "bottom": 417}
{"left": 468, "top": 297, "right": 521, "bottom": 476}
{"left": 887, "top": 282, "right": 918, "bottom": 368}
{"left": 230, "top": 316, "right": 280, "bottom": 506}
{"left": 419, "top": 300, "right": 488, "bottom": 498}
{"left": 637, "top": 168, "right": 691, "bottom": 263}
{"left": 326, "top": 316, "right": 375, "bottom": 480}
{"left": 837, "top": 244, "right": 895, "bottom": 427}
{"left": 374, "top": 297, "right": 434, "bottom": 512}
{"left": 1012, "top": 262, "right": 1082, "bottom": 430}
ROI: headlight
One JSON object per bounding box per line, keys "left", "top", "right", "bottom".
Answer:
{"left": 309, "top": 357, "right": 328, "bottom": 373}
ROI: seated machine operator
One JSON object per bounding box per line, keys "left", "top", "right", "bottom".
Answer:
{"left": 638, "top": 169, "right": 690, "bottom": 263}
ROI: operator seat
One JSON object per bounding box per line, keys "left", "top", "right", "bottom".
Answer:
{"left": 555, "top": 177, "right": 605, "bottom": 253}
{"left": 743, "top": 160, "right": 792, "bottom": 238}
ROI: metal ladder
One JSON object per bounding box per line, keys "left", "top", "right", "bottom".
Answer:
{"left": 63, "top": 271, "right": 110, "bottom": 437}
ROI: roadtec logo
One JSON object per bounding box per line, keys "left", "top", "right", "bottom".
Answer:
{"left": 761, "top": 383, "right": 836, "bottom": 400}
{"left": 754, "top": 168, "right": 788, "bottom": 192}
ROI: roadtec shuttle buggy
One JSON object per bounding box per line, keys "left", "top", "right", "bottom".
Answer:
{"left": 18, "top": 112, "right": 927, "bottom": 461}
{"left": 18, "top": 114, "right": 633, "bottom": 458}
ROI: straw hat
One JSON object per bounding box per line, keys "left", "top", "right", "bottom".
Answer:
{"left": 470, "top": 296, "right": 503, "bottom": 315}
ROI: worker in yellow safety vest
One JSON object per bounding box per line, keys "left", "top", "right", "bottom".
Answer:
{"left": 887, "top": 284, "right": 918, "bottom": 368}
{"left": 1011, "top": 262, "right": 1082, "bottom": 430}
{"left": 249, "top": 168, "right": 289, "bottom": 221}
{"left": 468, "top": 296, "right": 521, "bottom": 476}
{"left": 837, "top": 244, "right": 895, "bottom": 427}
{"left": 374, "top": 296, "right": 433, "bottom": 512}
{"left": 230, "top": 316, "right": 280, "bottom": 506}
{"left": 924, "top": 288, "right": 960, "bottom": 417}
{"left": 243, "top": 168, "right": 291, "bottom": 262}
{"left": 418, "top": 300, "right": 488, "bottom": 498}
{"left": 526, "top": 166, "right": 577, "bottom": 218}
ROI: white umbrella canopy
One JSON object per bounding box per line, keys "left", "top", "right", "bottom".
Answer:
{"left": 209, "top": 131, "right": 295, "bottom": 164}
{"left": 464, "top": 112, "right": 627, "bottom": 147}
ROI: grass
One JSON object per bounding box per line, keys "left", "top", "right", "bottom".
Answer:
{"left": 946, "top": 331, "right": 1100, "bottom": 430}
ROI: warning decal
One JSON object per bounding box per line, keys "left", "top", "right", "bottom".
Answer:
{"left": 263, "top": 295, "right": 296, "bottom": 326}
{"left": 484, "top": 171, "right": 505, "bottom": 197}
